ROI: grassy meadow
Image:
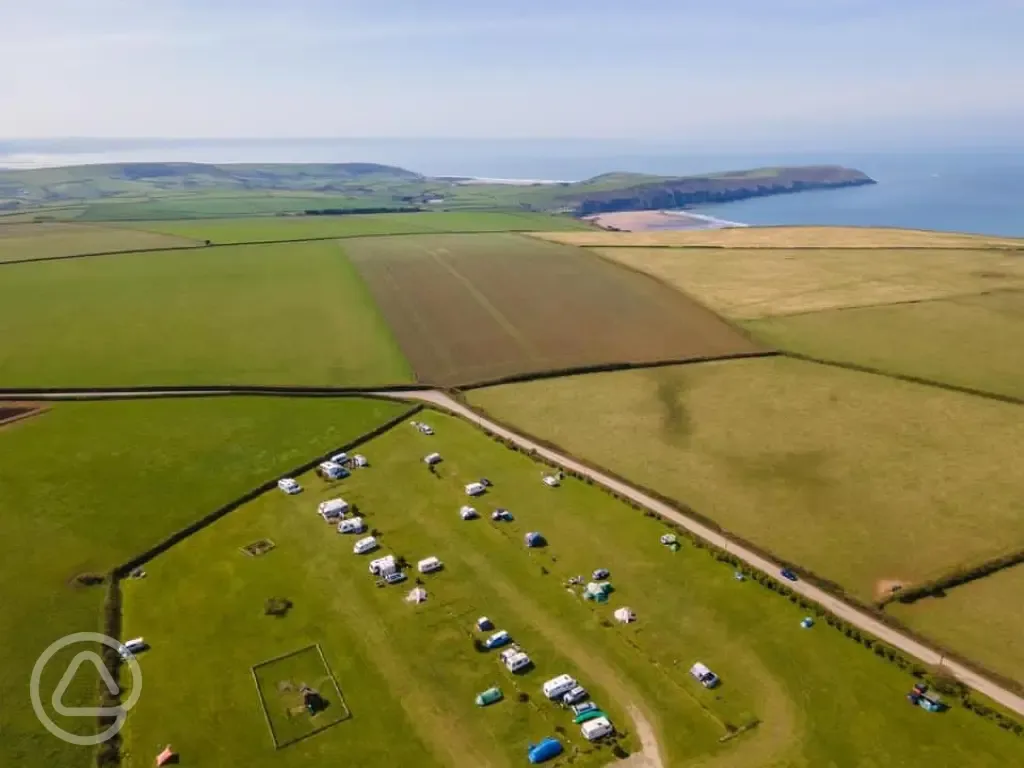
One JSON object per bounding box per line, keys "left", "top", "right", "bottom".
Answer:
{"left": 468, "top": 357, "right": 1024, "bottom": 601}
{"left": 0, "top": 222, "right": 198, "bottom": 263}
{"left": 0, "top": 396, "right": 409, "bottom": 768}
{"left": 128, "top": 211, "right": 589, "bottom": 244}
{"left": 585, "top": 246, "right": 1024, "bottom": 319}
{"left": 120, "top": 409, "right": 1024, "bottom": 768}
{"left": 0, "top": 241, "right": 413, "bottom": 388}
{"left": 747, "top": 292, "right": 1024, "bottom": 399}
{"left": 890, "top": 565, "right": 1024, "bottom": 686}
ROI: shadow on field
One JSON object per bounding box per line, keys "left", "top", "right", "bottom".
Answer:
{"left": 650, "top": 369, "right": 694, "bottom": 446}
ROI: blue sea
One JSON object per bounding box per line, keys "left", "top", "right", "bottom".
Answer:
{"left": 2, "top": 139, "right": 1022, "bottom": 236}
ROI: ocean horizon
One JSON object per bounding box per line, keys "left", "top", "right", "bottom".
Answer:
{"left": 2, "top": 139, "right": 1023, "bottom": 237}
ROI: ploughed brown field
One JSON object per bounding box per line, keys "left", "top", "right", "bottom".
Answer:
{"left": 345, "top": 232, "right": 765, "bottom": 386}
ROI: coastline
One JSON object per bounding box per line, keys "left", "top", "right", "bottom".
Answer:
{"left": 584, "top": 209, "right": 747, "bottom": 232}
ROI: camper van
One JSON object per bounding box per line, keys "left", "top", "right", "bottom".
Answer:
{"left": 417, "top": 556, "right": 443, "bottom": 574}
{"left": 338, "top": 516, "right": 365, "bottom": 534}
{"left": 484, "top": 630, "right": 511, "bottom": 649}
{"left": 317, "top": 498, "right": 349, "bottom": 521}
{"left": 423, "top": 452, "right": 442, "bottom": 465}
{"left": 318, "top": 461, "right": 349, "bottom": 480}
{"left": 689, "top": 662, "right": 720, "bottom": 689}
{"left": 119, "top": 637, "right": 146, "bottom": 660}
{"left": 542, "top": 674, "right": 577, "bottom": 700}
{"left": 580, "top": 716, "right": 614, "bottom": 741}
{"left": 542, "top": 475, "right": 560, "bottom": 487}
{"left": 465, "top": 482, "right": 486, "bottom": 496}
{"left": 368, "top": 555, "right": 397, "bottom": 576}
{"left": 504, "top": 651, "right": 531, "bottom": 673}
{"left": 353, "top": 536, "right": 378, "bottom": 555}
{"left": 277, "top": 478, "right": 301, "bottom": 495}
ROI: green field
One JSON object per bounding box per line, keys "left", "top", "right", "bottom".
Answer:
{"left": 0, "top": 222, "right": 198, "bottom": 263}
{"left": 0, "top": 396, "right": 409, "bottom": 768}
{"left": 120, "top": 409, "right": 1024, "bottom": 767}
{"left": 747, "top": 292, "right": 1024, "bottom": 399}
{"left": 0, "top": 241, "right": 413, "bottom": 387}
{"left": 127, "top": 211, "right": 589, "bottom": 244}
{"left": 890, "top": 565, "right": 1024, "bottom": 687}
{"left": 468, "top": 358, "right": 1024, "bottom": 601}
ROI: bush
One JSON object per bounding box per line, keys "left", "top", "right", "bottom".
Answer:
{"left": 74, "top": 572, "right": 105, "bottom": 587}
{"left": 517, "top": 692, "right": 529, "bottom": 703}
{"left": 264, "top": 597, "right": 293, "bottom": 617}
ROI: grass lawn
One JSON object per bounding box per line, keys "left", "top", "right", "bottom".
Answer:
{"left": 532, "top": 226, "right": 1024, "bottom": 249}
{"left": 0, "top": 222, "right": 198, "bottom": 263}
{"left": 468, "top": 357, "right": 1024, "bottom": 601}
{"left": 746, "top": 292, "right": 1024, "bottom": 399}
{"left": 890, "top": 565, "right": 1024, "bottom": 686}
{"left": 125, "top": 211, "right": 589, "bottom": 244}
{"left": 583, "top": 246, "right": 1024, "bottom": 319}
{"left": 0, "top": 241, "right": 413, "bottom": 387}
{"left": 0, "top": 396, "right": 409, "bottom": 768}
{"left": 121, "top": 409, "right": 1024, "bottom": 767}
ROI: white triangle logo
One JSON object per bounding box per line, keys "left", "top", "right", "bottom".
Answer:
{"left": 51, "top": 651, "right": 122, "bottom": 717}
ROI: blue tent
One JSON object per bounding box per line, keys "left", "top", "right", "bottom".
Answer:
{"left": 525, "top": 532, "right": 545, "bottom": 548}
{"left": 528, "top": 737, "right": 563, "bottom": 764}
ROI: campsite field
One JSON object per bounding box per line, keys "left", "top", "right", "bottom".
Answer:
{"left": 468, "top": 357, "right": 1024, "bottom": 601}
{"left": 127, "top": 210, "right": 589, "bottom": 244}
{"left": 120, "top": 409, "right": 1024, "bottom": 768}
{"left": 0, "top": 221, "right": 198, "bottom": 263}
{"left": 747, "top": 291, "right": 1024, "bottom": 399}
{"left": 345, "top": 233, "right": 763, "bottom": 386}
{"left": 584, "top": 246, "right": 1024, "bottom": 319}
{"left": 890, "top": 565, "right": 1024, "bottom": 686}
{"left": 532, "top": 225, "right": 1024, "bottom": 249}
{"left": 0, "top": 396, "right": 409, "bottom": 768}
{"left": 0, "top": 241, "right": 413, "bottom": 387}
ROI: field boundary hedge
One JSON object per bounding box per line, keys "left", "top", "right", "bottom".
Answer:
{"left": 0, "top": 386, "right": 428, "bottom": 400}
{"left": 112, "top": 404, "right": 420, "bottom": 577}
{"left": 878, "top": 550, "right": 1024, "bottom": 607}
{"left": 0, "top": 223, "right": 586, "bottom": 267}
{"left": 780, "top": 351, "right": 1024, "bottom": 406}
{"left": 440, "top": 397, "right": 1024, "bottom": 713}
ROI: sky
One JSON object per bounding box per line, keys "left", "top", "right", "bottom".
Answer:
{"left": 1, "top": 0, "right": 1022, "bottom": 147}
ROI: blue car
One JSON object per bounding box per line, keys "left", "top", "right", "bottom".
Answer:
{"left": 780, "top": 568, "right": 799, "bottom": 582}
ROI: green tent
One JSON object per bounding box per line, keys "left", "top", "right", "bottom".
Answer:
{"left": 574, "top": 709, "right": 607, "bottom": 725}
{"left": 475, "top": 687, "right": 503, "bottom": 707}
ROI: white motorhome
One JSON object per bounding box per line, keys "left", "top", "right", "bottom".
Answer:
{"left": 119, "top": 637, "right": 146, "bottom": 660}
{"left": 464, "top": 482, "right": 486, "bottom": 496}
{"left": 338, "top": 516, "right": 365, "bottom": 534}
{"left": 318, "top": 498, "right": 349, "bottom": 521}
{"left": 368, "top": 555, "right": 397, "bottom": 576}
{"left": 580, "top": 716, "right": 613, "bottom": 741}
{"left": 417, "top": 556, "right": 443, "bottom": 574}
{"left": 330, "top": 452, "right": 348, "bottom": 465}
{"left": 319, "top": 461, "right": 349, "bottom": 480}
{"left": 424, "top": 452, "right": 442, "bottom": 465}
{"left": 277, "top": 478, "right": 301, "bottom": 495}
{"left": 542, "top": 475, "right": 560, "bottom": 488}
{"left": 542, "top": 674, "right": 577, "bottom": 700}
{"left": 353, "top": 536, "right": 378, "bottom": 555}
{"left": 689, "top": 662, "right": 720, "bottom": 688}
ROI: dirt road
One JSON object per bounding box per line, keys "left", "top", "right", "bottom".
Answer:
{"left": 391, "top": 389, "right": 1024, "bottom": 718}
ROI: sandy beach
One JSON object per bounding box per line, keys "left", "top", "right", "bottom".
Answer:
{"left": 584, "top": 210, "right": 747, "bottom": 232}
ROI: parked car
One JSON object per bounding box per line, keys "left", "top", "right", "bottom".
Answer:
{"left": 571, "top": 700, "right": 598, "bottom": 717}
{"left": 384, "top": 571, "right": 408, "bottom": 585}
{"left": 479, "top": 477, "right": 492, "bottom": 487}
{"left": 591, "top": 568, "right": 610, "bottom": 580}
{"left": 562, "top": 686, "right": 589, "bottom": 706}
{"left": 277, "top": 478, "right": 301, "bottom": 495}
{"left": 780, "top": 568, "right": 799, "bottom": 582}
{"left": 542, "top": 475, "right": 560, "bottom": 487}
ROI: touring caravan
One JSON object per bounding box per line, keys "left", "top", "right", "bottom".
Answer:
{"left": 317, "top": 498, "right": 349, "bottom": 521}
{"left": 542, "top": 674, "right": 577, "bottom": 700}
{"left": 353, "top": 536, "right": 378, "bottom": 555}
{"left": 338, "top": 516, "right": 365, "bottom": 534}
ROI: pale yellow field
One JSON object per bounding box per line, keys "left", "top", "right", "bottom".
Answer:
{"left": 0, "top": 222, "right": 199, "bottom": 262}
{"left": 531, "top": 225, "right": 1024, "bottom": 249}
{"left": 588, "top": 246, "right": 1024, "bottom": 319}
